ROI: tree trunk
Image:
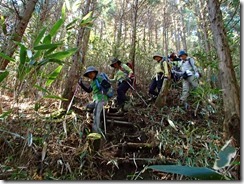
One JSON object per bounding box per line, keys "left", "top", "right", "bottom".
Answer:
{"left": 129, "top": 0, "right": 139, "bottom": 72}
{"left": 208, "top": 0, "right": 240, "bottom": 148}
{"left": 0, "top": 0, "right": 38, "bottom": 70}
{"left": 61, "top": 0, "right": 93, "bottom": 110}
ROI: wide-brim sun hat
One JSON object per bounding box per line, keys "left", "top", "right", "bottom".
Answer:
{"left": 153, "top": 53, "right": 163, "bottom": 59}
{"left": 83, "top": 66, "right": 98, "bottom": 77}
{"left": 110, "top": 58, "right": 121, "bottom": 67}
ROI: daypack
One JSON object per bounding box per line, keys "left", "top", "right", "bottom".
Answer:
{"left": 187, "top": 58, "right": 202, "bottom": 78}
{"left": 95, "top": 72, "right": 114, "bottom": 98}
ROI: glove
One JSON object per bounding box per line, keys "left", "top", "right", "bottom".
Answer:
{"left": 164, "top": 77, "right": 168, "bottom": 81}
{"left": 78, "top": 77, "right": 83, "bottom": 86}
{"left": 195, "top": 72, "right": 200, "bottom": 78}
{"left": 186, "top": 70, "right": 193, "bottom": 76}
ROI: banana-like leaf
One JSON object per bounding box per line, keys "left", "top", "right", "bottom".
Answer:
{"left": 43, "top": 95, "right": 68, "bottom": 101}
{"left": 0, "top": 52, "right": 15, "bottom": 62}
{"left": 49, "top": 19, "right": 64, "bottom": 37}
{"left": 34, "top": 43, "right": 62, "bottom": 50}
{"left": 45, "top": 65, "right": 63, "bottom": 87}
{"left": 0, "top": 70, "right": 9, "bottom": 83}
{"left": 46, "top": 48, "right": 77, "bottom": 60}
{"left": 148, "top": 165, "right": 225, "bottom": 180}
{"left": 34, "top": 27, "right": 47, "bottom": 46}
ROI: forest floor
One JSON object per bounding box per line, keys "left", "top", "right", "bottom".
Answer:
{"left": 0, "top": 82, "right": 232, "bottom": 180}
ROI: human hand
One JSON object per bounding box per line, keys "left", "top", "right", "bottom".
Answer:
{"left": 78, "top": 77, "right": 83, "bottom": 85}
{"left": 195, "top": 72, "right": 200, "bottom": 78}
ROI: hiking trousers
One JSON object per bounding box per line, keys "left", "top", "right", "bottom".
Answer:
{"left": 86, "top": 100, "right": 106, "bottom": 134}
{"left": 117, "top": 80, "right": 131, "bottom": 106}
{"left": 149, "top": 73, "right": 164, "bottom": 96}
{"left": 180, "top": 75, "right": 198, "bottom": 102}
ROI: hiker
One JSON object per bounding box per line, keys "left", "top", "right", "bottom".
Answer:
{"left": 168, "top": 52, "right": 182, "bottom": 83}
{"left": 78, "top": 66, "right": 108, "bottom": 134}
{"left": 110, "top": 58, "right": 134, "bottom": 112}
{"left": 171, "top": 50, "right": 200, "bottom": 109}
{"left": 148, "top": 53, "right": 170, "bottom": 101}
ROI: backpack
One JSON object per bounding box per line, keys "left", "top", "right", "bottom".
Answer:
{"left": 187, "top": 58, "right": 202, "bottom": 78}
{"left": 95, "top": 72, "right": 114, "bottom": 98}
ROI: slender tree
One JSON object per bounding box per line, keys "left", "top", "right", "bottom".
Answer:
{"left": 207, "top": 0, "right": 240, "bottom": 148}
{"left": 0, "top": 0, "right": 38, "bottom": 70}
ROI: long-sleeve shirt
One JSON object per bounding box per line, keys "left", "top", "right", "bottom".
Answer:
{"left": 110, "top": 63, "right": 133, "bottom": 83}
{"left": 179, "top": 57, "right": 198, "bottom": 74}
{"left": 154, "top": 60, "right": 170, "bottom": 78}
{"left": 79, "top": 75, "right": 108, "bottom": 102}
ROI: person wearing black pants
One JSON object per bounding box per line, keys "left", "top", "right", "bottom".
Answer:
{"left": 109, "top": 58, "right": 134, "bottom": 112}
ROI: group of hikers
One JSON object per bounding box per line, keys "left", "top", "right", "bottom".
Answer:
{"left": 78, "top": 50, "right": 201, "bottom": 135}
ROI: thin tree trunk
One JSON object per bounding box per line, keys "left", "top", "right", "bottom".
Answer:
{"left": 61, "top": 0, "right": 93, "bottom": 110}
{"left": 0, "top": 0, "right": 38, "bottom": 70}
{"left": 129, "top": 0, "right": 139, "bottom": 72}
{"left": 208, "top": 0, "right": 240, "bottom": 149}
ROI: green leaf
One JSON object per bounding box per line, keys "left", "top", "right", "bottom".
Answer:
{"left": 46, "top": 48, "right": 77, "bottom": 60}
{"left": 61, "top": 3, "right": 66, "bottom": 19}
{"left": 20, "top": 44, "right": 27, "bottom": 64}
{"left": 34, "top": 84, "right": 51, "bottom": 95}
{"left": 34, "top": 43, "right": 62, "bottom": 50}
{"left": 49, "top": 19, "right": 64, "bottom": 37}
{"left": 34, "top": 27, "right": 47, "bottom": 46}
{"left": 147, "top": 165, "right": 225, "bottom": 180}
{"left": 213, "top": 140, "right": 237, "bottom": 170}
{"left": 43, "top": 34, "right": 51, "bottom": 44}
{"left": 33, "top": 51, "right": 41, "bottom": 59}
{"left": 44, "top": 47, "right": 59, "bottom": 56}
{"left": 0, "top": 70, "right": 9, "bottom": 83}
{"left": 0, "top": 110, "right": 12, "bottom": 119}
{"left": 37, "top": 58, "right": 64, "bottom": 66}
{"left": 45, "top": 65, "right": 63, "bottom": 87}
{"left": 66, "top": 19, "right": 78, "bottom": 30}
{"left": 0, "top": 52, "right": 15, "bottom": 62}
{"left": 43, "top": 95, "right": 68, "bottom": 101}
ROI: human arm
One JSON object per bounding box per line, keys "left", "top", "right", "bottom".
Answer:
{"left": 78, "top": 78, "right": 92, "bottom": 93}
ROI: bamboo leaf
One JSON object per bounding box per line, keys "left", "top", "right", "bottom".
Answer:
{"left": 34, "top": 43, "right": 62, "bottom": 50}
{"left": 0, "top": 70, "right": 9, "bottom": 83}
{"left": 46, "top": 48, "right": 77, "bottom": 60}
{"left": 37, "top": 58, "right": 64, "bottom": 66}
{"left": 45, "top": 65, "right": 63, "bottom": 87}
{"left": 34, "top": 27, "right": 47, "bottom": 46}
{"left": 49, "top": 19, "right": 64, "bottom": 37}
{"left": 66, "top": 19, "right": 78, "bottom": 30}
{"left": 20, "top": 44, "right": 27, "bottom": 64}
{"left": 148, "top": 165, "right": 225, "bottom": 180}
{"left": 34, "top": 84, "right": 51, "bottom": 95}
{"left": 213, "top": 140, "right": 237, "bottom": 170}
{"left": 0, "top": 52, "right": 15, "bottom": 62}
{"left": 43, "top": 34, "right": 51, "bottom": 44}
{"left": 62, "top": 3, "right": 66, "bottom": 19}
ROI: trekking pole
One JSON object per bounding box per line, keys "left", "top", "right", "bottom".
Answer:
{"left": 125, "top": 80, "right": 148, "bottom": 106}
{"left": 102, "top": 105, "right": 107, "bottom": 135}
